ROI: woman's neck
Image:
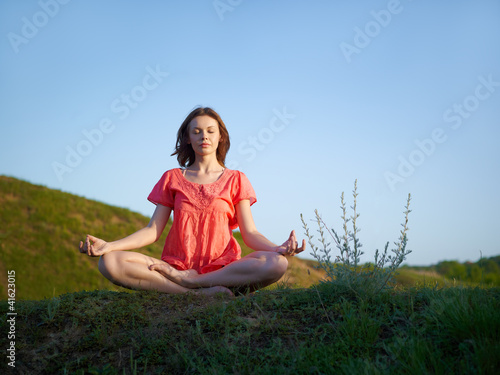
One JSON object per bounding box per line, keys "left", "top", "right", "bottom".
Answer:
{"left": 183, "top": 158, "right": 225, "bottom": 184}
{"left": 187, "top": 157, "right": 223, "bottom": 174}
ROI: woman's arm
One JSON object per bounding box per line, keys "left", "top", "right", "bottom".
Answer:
{"left": 235, "top": 200, "right": 305, "bottom": 256}
{"left": 80, "top": 204, "right": 172, "bottom": 257}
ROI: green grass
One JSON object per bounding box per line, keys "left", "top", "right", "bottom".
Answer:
{"left": 1, "top": 285, "right": 498, "bottom": 374}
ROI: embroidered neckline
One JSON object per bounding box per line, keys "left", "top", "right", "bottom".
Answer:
{"left": 176, "top": 168, "right": 232, "bottom": 211}
{"left": 177, "top": 168, "right": 228, "bottom": 186}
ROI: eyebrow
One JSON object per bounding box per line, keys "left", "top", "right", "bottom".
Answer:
{"left": 192, "top": 126, "right": 217, "bottom": 130}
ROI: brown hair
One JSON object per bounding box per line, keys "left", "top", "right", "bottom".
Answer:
{"left": 171, "top": 107, "right": 230, "bottom": 168}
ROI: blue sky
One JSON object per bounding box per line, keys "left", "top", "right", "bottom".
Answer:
{"left": 1, "top": 0, "right": 499, "bottom": 266}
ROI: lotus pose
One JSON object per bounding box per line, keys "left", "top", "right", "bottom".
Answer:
{"left": 79, "top": 107, "right": 305, "bottom": 295}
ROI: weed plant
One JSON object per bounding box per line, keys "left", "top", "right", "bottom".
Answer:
{"left": 301, "top": 180, "right": 412, "bottom": 297}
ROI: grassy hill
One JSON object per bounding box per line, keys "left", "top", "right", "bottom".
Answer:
{"left": 2, "top": 282, "right": 499, "bottom": 373}
{"left": 0, "top": 176, "right": 323, "bottom": 300}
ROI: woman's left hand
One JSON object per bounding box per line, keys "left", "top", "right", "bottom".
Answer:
{"left": 275, "top": 230, "right": 306, "bottom": 256}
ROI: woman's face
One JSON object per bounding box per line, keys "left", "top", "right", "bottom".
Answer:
{"left": 187, "top": 115, "right": 222, "bottom": 157}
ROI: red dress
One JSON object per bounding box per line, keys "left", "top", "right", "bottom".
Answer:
{"left": 148, "top": 168, "right": 256, "bottom": 273}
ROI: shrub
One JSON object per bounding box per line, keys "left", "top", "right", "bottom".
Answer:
{"left": 301, "top": 180, "right": 412, "bottom": 297}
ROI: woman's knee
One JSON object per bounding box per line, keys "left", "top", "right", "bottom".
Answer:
{"left": 275, "top": 253, "right": 289, "bottom": 276}
{"left": 98, "top": 252, "right": 121, "bottom": 281}
{"left": 263, "top": 252, "right": 288, "bottom": 280}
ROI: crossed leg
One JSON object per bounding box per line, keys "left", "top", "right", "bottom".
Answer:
{"left": 98, "top": 251, "right": 288, "bottom": 295}
{"left": 149, "top": 251, "right": 289, "bottom": 293}
{"left": 98, "top": 251, "right": 232, "bottom": 296}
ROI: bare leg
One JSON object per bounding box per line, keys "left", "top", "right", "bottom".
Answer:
{"left": 98, "top": 251, "right": 233, "bottom": 296}
{"left": 149, "top": 251, "right": 288, "bottom": 291}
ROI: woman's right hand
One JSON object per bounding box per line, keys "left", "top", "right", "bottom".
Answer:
{"left": 275, "top": 230, "right": 306, "bottom": 256}
{"left": 79, "top": 234, "right": 111, "bottom": 257}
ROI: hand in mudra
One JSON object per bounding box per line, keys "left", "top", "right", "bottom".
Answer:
{"left": 276, "top": 230, "right": 306, "bottom": 256}
{"left": 79, "top": 235, "right": 111, "bottom": 257}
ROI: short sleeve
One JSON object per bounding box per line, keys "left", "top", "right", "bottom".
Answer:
{"left": 148, "top": 170, "right": 175, "bottom": 208}
{"left": 232, "top": 171, "right": 257, "bottom": 206}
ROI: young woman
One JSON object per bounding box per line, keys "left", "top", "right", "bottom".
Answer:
{"left": 79, "top": 107, "right": 305, "bottom": 296}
